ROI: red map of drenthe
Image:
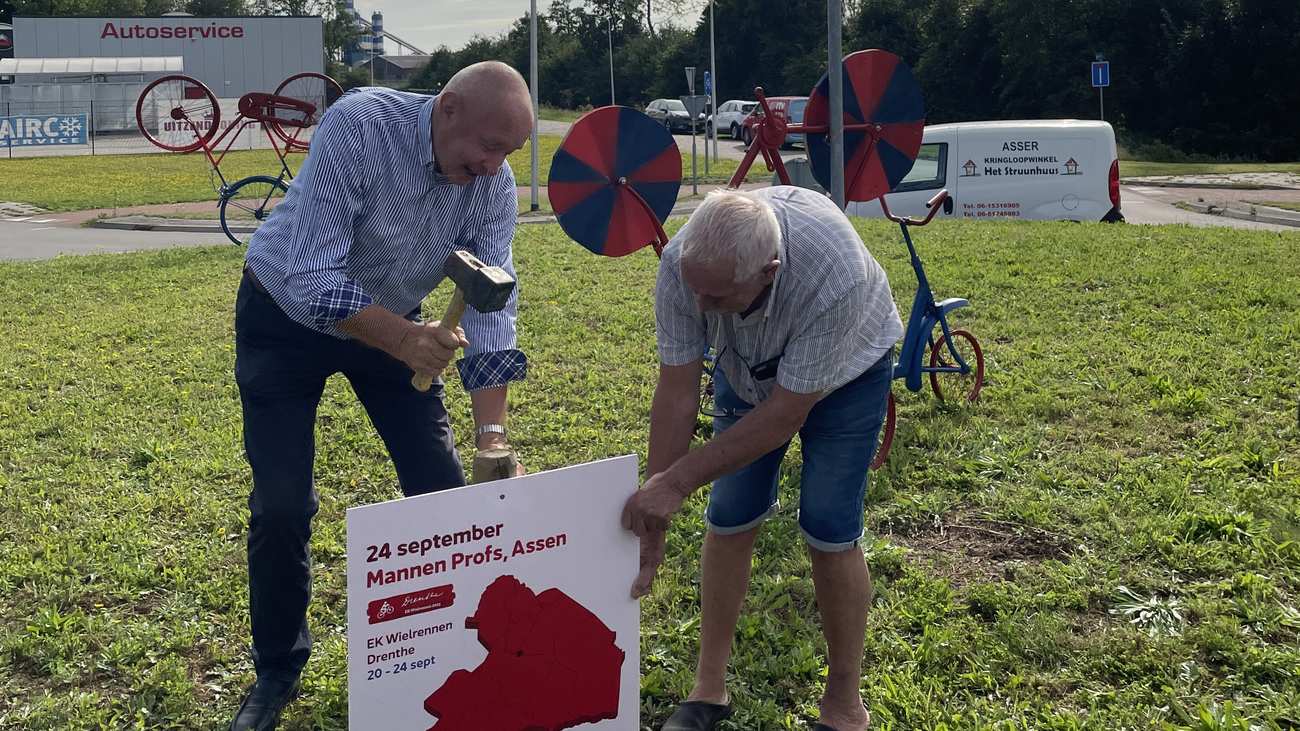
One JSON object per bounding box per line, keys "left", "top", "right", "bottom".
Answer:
{"left": 424, "top": 575, "right": 625, "bottom": 731}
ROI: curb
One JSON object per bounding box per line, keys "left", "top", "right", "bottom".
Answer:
{"left": 1120, "top": 180, "right": 1297, "bottom": 191}
{"left": 1181, "top": 202, "right": 1300, "bottom": 228}
{"left": 89, "top": 216, "right": 248, "bottom": 233}
{"left": 91, "top": 201, "right": 710, "bottom": 233}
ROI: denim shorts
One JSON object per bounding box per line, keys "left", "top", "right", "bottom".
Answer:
{"left": 705, "top": 350, "right": 893, "bottom": 552}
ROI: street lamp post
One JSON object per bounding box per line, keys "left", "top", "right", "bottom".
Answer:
{"left": 530, "top": 0, "right": 539, "bottom": 212}
{"left": 828, "top": 0, "right": 845, "bottom": 209}
{"left": 607, "top": 11, "right": 615, "bottom": 105}
{"left": 709, "top": 0, "right": 717, "bottom": 163}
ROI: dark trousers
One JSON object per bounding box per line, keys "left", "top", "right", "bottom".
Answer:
{"left": 234, "top": 271, "right": 466, "bottom": 679}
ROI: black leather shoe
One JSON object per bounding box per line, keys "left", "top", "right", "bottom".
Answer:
{"left": 229, "top": 675, "right": 301, "bottom": 731}
{"left": 661, "top": 700, "right": 733, "bottom": 730}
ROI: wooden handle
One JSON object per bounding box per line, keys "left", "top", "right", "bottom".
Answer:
{"left": 411, "top": 288, "right": 468, "bottom": 392}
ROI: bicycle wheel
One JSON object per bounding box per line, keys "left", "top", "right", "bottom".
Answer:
{"left": 220, "top": 175, "right": 288, "bottom": 245}
{"left": 136, "top": 74, "right": 219, "bottom": 153}
{"left": 871, "top": 391, "right": 896, "bottom": 470}
{"left": 271, "top": 72, "right": 345, "bottom": 150}
{"left": 928, "top": 329, "right": 985, "bottom": 402}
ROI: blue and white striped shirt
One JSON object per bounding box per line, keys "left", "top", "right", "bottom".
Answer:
{"left": 245, "top": 87, "right": 526, "bottom": 391}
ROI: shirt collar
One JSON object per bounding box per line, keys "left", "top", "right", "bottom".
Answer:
{"left": 761, "top": 235, "right": 785, "bottom": 321}
{"left": 419, "top": 95, "right": 437, "bottom": 169}
{"left": 421, "top": 95, "right": 456, "bottom": 185}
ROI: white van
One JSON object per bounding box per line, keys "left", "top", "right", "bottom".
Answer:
{"left": 847, "top": 120, "right": 1123, "bottom": 223}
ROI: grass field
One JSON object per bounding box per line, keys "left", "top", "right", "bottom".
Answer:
{"left": 1120, "top": 160, "right": 1300, "bottom": 179}
{"left": 0, "top": 136, "right": 759, "bottom": 213}
{"left": 539, "top": 105, "right": 590, "bottom": 123}
{"left": 1, "top": 220, "right": 1299, "bottom": 729}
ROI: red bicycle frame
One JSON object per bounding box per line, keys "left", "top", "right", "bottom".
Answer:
{"left": 726, "top": 86, "right": 885, "bottom": 192}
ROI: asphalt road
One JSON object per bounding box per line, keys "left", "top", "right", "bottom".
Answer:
{"left": 2, "top": 183, "right": 1293, "bottom": 263}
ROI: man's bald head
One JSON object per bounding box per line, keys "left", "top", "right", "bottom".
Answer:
{"left": 433, "top": 61, "right": 535, "bottom": 185}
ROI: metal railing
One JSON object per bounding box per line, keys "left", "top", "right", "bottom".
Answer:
{"left": 2, "top": 99, "right": 305, "bottom": 158}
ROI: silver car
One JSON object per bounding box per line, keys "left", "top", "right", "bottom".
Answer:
{"left": 645, "top": 98, "right": 695, "bottom": 133}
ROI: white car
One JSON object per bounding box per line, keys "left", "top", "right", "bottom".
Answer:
{"left": 707, "top": 99, "right": 758, "bottom": 139}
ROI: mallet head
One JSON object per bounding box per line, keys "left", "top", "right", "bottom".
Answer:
{"left": 444, "top": 250, "right": 515, "bottom": 313}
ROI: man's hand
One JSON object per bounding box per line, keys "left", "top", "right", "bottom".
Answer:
{"left": 399, "top": 321, "right": 468, "bottom": 378}
{"left": 621, "top": 471, "right": 689, "bottom": 538}
{"left": 631, "top": 530, "right": 666, "bottom": 598}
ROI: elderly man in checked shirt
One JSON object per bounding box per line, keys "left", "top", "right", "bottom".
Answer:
{"left": 229, "top": 62, "right": 532, "bottom": 730}
{"left": 622, "top": 187, "right": 903, "bottom": 731}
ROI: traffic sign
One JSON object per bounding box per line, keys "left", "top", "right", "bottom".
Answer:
{"left": 684, "top": 66, "right": 695, "bottom": 94}
{"left": 1091, "top": 61, "right": 1110, "bottom": 88}
{"left": 703, "top": 70, "right": 712, "bottom": 95}
{"left": 679, "top": 95, "right": 709, "bottom": 119}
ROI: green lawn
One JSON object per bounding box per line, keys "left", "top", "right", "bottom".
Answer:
{"left": 1120, "top": 160, "right": 1300, "bottom": 179}
{"left": 2, "top": 221, "right": 1298, "bottom": 729}
{"left": 0, "top": 137, "right": 758, "bottom": 213}
{"left": 538, "top": 105, "right": 590, "bottom": 123}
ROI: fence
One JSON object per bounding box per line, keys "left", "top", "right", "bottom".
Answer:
{"left": 1, "top": 100, "right": 305, "bottom": 159}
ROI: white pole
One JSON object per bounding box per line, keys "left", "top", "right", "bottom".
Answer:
{"left": 530, "top": 0, "right": 539, "bottom": 211}
{"left": 828, "top": 0, "right": 845, "bottom": 209}
{"left": 709, "top": 0, "right": 717, "bottom": 163}
{"left": 607, "top": 12, "right": 615, "bottom": 105}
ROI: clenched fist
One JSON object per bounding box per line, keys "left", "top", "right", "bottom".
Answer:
{"left": 398, "top": 321, "right": 469, "bottom": 378}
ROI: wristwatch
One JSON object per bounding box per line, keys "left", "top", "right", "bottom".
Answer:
{"left": 476, "top": 424, "right": 507, "bottom": 440}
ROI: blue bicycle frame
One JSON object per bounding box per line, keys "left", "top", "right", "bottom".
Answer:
{"left": 881, "top": 190, "right": 975, "bottom": 393}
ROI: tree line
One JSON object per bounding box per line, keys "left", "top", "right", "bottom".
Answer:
{"left": 408, "top": 0, "right": 1299, "bottom": 162}
{"left": 10, "top": 0, "right": 1296, "bottom": 159}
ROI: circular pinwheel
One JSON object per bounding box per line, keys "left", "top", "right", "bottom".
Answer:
{"left": 804, "top": 49, "right": 926, "bottom": 202}
{"left": 548, "top": 106, "right": 683, "bottom": 257}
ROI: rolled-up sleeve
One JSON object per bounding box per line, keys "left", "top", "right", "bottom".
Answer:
{"left": 655, "top": 249, "right": 707, "bottom": 366}
{"left": 280, "top": 105, "right": 372, "bottom": 329}
{"left": 456, "top": 164, "right": 527, "bottom": 391}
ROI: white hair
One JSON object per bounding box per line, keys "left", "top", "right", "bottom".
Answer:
{"left": 679, "top": 190, "right": 781, "bottom": 284}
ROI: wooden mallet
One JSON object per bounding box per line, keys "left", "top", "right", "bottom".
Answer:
{"left": 411, "top": 250, "right": 515, "bottom": 393}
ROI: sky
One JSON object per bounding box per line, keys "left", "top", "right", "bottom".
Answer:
{"left": 352, "top": 0, "right": 701, "bottom": 55}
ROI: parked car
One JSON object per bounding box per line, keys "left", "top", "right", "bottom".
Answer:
{"left": 707, "top": 99, "right": 758, "bottom": 138}
{"left": 845, "top": 120, "right": 1123, "bottom": 223}
{"left": 741, "top": 96, "right": 808, "bottom": 148}
{"left": 644, "top": 98, "right": 695, "bottom": 133}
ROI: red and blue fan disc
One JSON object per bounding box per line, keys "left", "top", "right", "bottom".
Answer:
{"left": 805, "top": 49, "right": 926, "bottom": 202}
{"left": 548, "top": 106, "right": 683, "bottom": 257}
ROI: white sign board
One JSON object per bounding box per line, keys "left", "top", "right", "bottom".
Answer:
{"left": 347, "top": 455, "right": 641, "bottom": 730}
{"left": 154, "top": 98, "right": 256, "bottom": 150}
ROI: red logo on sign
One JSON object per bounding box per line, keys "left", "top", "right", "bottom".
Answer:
{"left": 367, "top": 584, "right": 456, "bottom": 625}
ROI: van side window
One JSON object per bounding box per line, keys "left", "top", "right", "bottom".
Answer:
{"left": 893, "top": 143, "right": 948, "bottom": 193}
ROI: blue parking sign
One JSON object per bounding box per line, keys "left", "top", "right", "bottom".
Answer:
{"left": 703, "top": 70, "right": 712, "bottom": 95}
{"left": 1091, "top": 61, "right": 1110, "bottom": 88}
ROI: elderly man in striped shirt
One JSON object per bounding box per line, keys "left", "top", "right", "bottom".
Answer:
{"left": 623, "top": 187, "right": 903, "bottom": 731}
{"left": 229, "top": 61, "right": 532, "bottom": 730}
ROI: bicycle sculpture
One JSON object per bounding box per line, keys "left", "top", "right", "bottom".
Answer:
{"left": 136, "top": 72, "right": 343, "bottom": 245}
{"left": 548, "top": 49, "right": 984, "bottom": 467}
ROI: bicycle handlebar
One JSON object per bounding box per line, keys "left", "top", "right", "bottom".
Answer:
{"left": 878, "top": 189, "right": 949, "bottom": 226}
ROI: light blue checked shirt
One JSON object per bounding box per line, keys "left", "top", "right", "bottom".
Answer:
{"left": 245, "top": 87, "right": 526, "bottom": 391}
